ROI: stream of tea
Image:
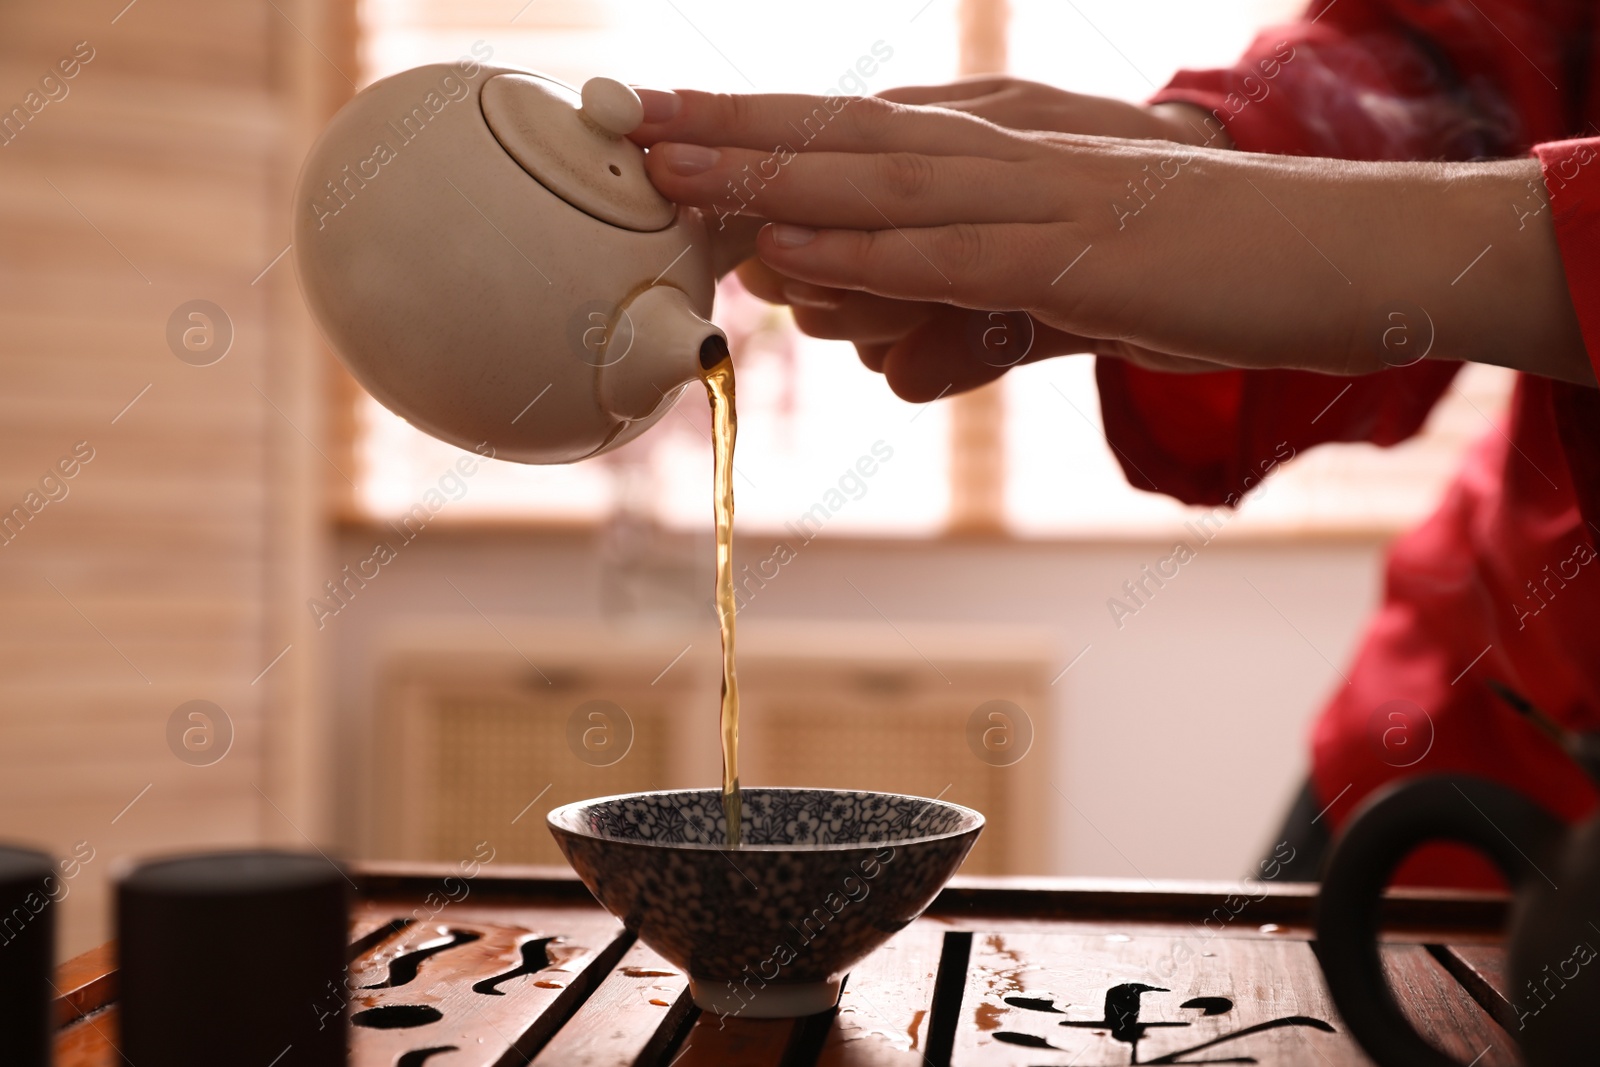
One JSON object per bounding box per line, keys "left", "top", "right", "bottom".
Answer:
{"left": 700, "top": 342, "right": 741, "bottom": 849}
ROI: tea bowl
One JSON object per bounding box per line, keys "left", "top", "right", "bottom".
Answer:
{"left": 548, "top": 787, "right": 982, "bottom": 1018}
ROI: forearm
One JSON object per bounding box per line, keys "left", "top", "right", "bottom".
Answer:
{"left": 1104, "top": 149, "right": 1590, "bottom": 384}
{"left": 1111, "top": 12, "right": 1591, "bottom": 381}
{"left": 1387, "top": 158, "right": 1589, "bottom": 385}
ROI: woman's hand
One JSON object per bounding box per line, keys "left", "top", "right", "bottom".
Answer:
{"left": 672, "top": 80, "right": 1226, "bottom": 399}
{"left": 636, "top": 90, "right": 1592, "bottom": 389}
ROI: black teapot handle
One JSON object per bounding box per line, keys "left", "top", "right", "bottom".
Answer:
{"left": 1316, "top": 775, "right": 1564, "bottom": 1067}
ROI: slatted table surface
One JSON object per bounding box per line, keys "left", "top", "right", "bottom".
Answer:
{"left": 54, "top": 865, "right": 1517, "bottom": 1066}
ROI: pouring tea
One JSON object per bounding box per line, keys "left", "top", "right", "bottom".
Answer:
{"left": 292, "top": 68, "right": 985, "bottom": 1017}
{"left": 293, "top": 65, "right": 750, "bottom": 842}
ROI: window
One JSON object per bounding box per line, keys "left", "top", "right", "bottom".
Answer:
{"left": 353, "top": 0, "right": 1513, "bottom": 537}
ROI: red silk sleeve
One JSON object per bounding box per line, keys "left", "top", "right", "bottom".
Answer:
{"left": 1535, "top": 137, "right": 1600, "bottom": 383}
{"left": 1096, "top": 1, "right": 1516, "bottom": 506}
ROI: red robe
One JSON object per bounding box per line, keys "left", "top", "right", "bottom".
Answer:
{"left": 1112, "top": 0, "right": 1600, "bottom": 885}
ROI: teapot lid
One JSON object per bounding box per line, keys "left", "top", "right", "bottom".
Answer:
{"left": 481, "top": 73, "right": 675, "bottom": 232}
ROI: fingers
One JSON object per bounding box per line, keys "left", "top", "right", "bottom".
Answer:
{"left": 789, "top": 289, "right": 934, "bottom": 343}
{"left": 739, "top": 257, "right": 970, "bottom": 393}
{"left": 856, "top": 341, "right": 891, "bottom": 372}
{"left": 756, "top": 220, "right": 1077, "bottom": 311}
{"left": 875, "top": 77, "right": 1014, "bottom": 105}
{"left": 780, "top": 280, "right": 845, "bottom": 309}
{"left": 630, "top": 89, "right": 1027, "bottom": 159}
{"left": 649, "top": 144, "right": 1054, "bottom": 229}
{"left": 877, "top": 309, "right": 1012, "bottom": 401}
{"left": 734, "top": 258, "right": 789, "bottom": 303}
{"left": 739, "top": 255, "right": 1032, "bottom": 391}
{"left": 735, "top": 260, "right": 930, "bottom": 344}
{"left": 842, "top": 304, "right": 1061, "bottom": 402}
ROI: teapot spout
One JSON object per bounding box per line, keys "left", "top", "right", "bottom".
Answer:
{"left": 599, "top": 285, "right": 725, "bottom": 422}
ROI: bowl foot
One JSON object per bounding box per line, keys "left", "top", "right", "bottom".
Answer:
{"left": 688, "top": 976, "right": 841, "bottom": 1018}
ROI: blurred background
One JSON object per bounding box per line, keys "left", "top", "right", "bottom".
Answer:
{"left": 2, "top": 0, "right": 1514, "bottom": 958}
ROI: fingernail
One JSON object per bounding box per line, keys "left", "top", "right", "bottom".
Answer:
{"left": 635, "top": 88, "right": 682, "bottom": 123}
{"left": 659, "top": 142, "right": 720, "bottom": 175}
{"left": 782, "top": 282, "right": 841, "bottom": 309}
{"left": 770, "top": 223, "right": 818, "bottom": 249}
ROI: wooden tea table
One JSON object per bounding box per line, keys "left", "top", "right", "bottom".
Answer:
{"left": 54, "top": 864, "right": 1517, "bottom": 1066}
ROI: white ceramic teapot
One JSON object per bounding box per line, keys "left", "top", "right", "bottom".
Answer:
{"left": 293, "top": 65, "right": 729, "bottom": 463}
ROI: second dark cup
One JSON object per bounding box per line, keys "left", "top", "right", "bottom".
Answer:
{"left": 117, "top": 849, "right": 350, "bottom": 1066}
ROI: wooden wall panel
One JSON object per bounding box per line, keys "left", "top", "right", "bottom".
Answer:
{"left": 0, "top": 0, "right": 350, "bottom": 957}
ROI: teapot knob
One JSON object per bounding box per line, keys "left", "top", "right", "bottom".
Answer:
{"left": 580, "top": 77, "right": 645, "bottom": 136}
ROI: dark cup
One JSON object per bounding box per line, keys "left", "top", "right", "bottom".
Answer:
{"left": 0, "top": 845, "right": 55, "bottom": 1067}
{"left": 117, "top": 850, "right": 350, "bottom": 1065}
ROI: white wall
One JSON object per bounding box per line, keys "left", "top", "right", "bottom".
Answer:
{"left": 325, "top": 525, "right": 1384, "bottom": 881}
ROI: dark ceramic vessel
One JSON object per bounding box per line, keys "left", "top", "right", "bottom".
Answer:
{"left": 1318, "top": 774, "right": 1600, "bottom": 1067}
{"left": 549, "top": 787, "right": 982, "bottom": 1018}
{"left": 117, "top": 850, "right": 350, "bottom": 1067}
